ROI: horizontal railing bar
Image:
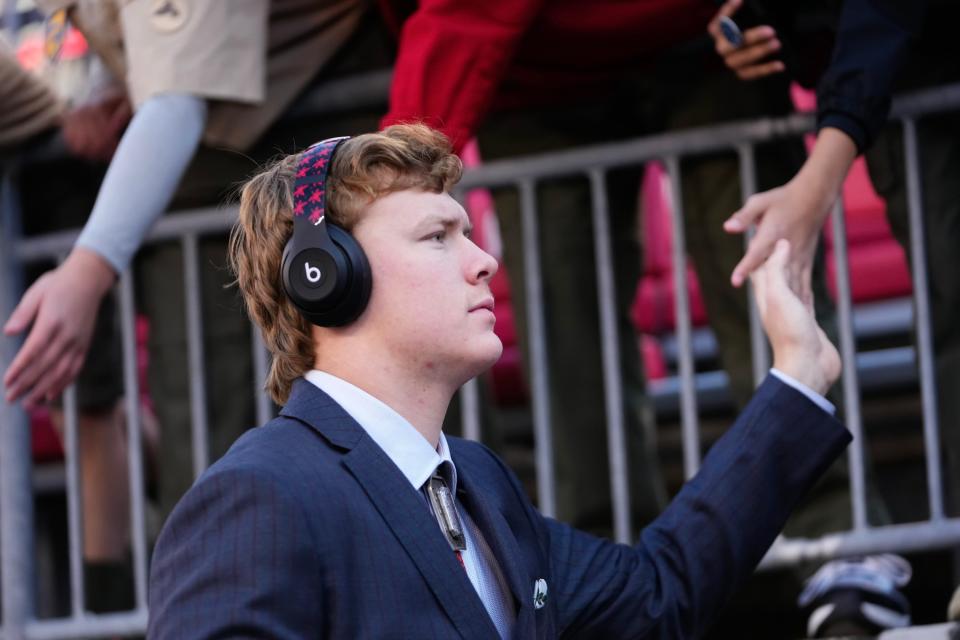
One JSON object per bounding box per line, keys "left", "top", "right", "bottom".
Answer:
{"left": 759, "top": 519, "right": 960, "bottom": 570}
{"left": 17, "top": 206, "right": 239, "bottom": 262}
{"left": 458, "top": 81, "right": 960, "bottom": 190}
{"left": 17, "top": 81, "right": 960, "bottom": 263}
{"left": 24, "top": 610, "right": 148, "bottom": 639}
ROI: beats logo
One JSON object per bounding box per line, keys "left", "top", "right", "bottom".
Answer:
{"left": 304, "top": 262, "right": 321, "bottom": 284}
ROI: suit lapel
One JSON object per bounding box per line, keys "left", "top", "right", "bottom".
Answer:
{"left": 282, "top": 379, "right": 506, "bottom": 639}
{"left": 342, "top": 437, "right": 499, "bottom": 640}
{"left": 457, "top": 465, "right": 537, "bottom": 638}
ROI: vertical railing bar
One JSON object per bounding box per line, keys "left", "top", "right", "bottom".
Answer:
{"left": 182, "top": 233, "right": 210, "bottom": 477}
{"left": 459, "top": 378, "right": 482, "bottom": 442}
{"left": 518, "top": 179, "right": 556, "bottom": 517}
{"left": 61, "top": 385, "right": 87, "bottom": 615}
{"left": 830, "top": 200, "right": 869, "bottom": 530}
{"left": 663, "top": 157, "right": 701, "bottom": 479}
{"left": 588, "top": 169, "right": 631, "bottom": 544}
{"left": 251, "top": 327, "right": 272, "bottom": 425}
{"left": 903, "top": 117, "right": 944, "bottom": 521}
{"left": 737, "top": 144, "right": 770, "bottom": 385}
{"left": 1, "top": 166, "right": 35, "bottom": 640}
{"left": 118, "top": 271, "right": 149, "bottom": 609}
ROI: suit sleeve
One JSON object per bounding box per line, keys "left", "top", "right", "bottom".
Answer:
{"left": 380, "top": 0, "right": 546, "bottom": 153}
{"left": 148, "top": 465, "right": 324, "bottom": 639}
{"left": 547, "top": 375, "right": 851, "bottom": 638}
{"left": 816, "top": 0, "right": 928, "bottom": 152}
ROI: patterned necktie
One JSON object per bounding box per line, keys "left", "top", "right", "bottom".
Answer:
{"left": 425, "top": 471, "right": 467, "bottom": 568}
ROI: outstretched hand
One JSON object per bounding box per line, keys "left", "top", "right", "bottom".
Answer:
{"left": 3, "top": 248, "right": 117, "bottom": 408}
{"left": 751, "top": 239, "right": 840, "bottom": 396}
{"left": 723, "top": 127, "right": 858, "bottom": 304}
{"left": 707, "top": 0, "right": 785, "bottom": 81}
{"left": 723, "top": 179, "right": 827, "bottom": 304}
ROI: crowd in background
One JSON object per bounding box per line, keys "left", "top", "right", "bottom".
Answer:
{"left": 1, "top": 0, "right": 959, "bottom": 636}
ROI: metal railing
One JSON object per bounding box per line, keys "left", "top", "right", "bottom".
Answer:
{"left": 1, "top": 80, "right": 959, "bottom": 637}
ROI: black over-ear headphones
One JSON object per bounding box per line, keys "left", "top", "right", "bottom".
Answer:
{"left": 281, "top": 137, "right": 372, "bottom": 327}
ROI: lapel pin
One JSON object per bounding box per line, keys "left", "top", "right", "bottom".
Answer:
{"left": 533, "top": 578, "right": 548, "bottom": 609}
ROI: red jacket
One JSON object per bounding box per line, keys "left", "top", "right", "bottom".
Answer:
{"left": 380, "top": 0, "right": 715, "bottom": 152}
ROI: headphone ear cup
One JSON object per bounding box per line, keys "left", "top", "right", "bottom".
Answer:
{"left": 324, "top": 224, "right": 372, "bottom": 326}
{"left": 281, "top": 223, "right": 372, "bottom": 327}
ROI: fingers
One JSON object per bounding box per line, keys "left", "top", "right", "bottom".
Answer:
{"left": 4, "top": 317, "right": 65, "bottom": 402}
{"left": 767, "top": 238, "right": 791, "bottom": 278}
{"left": 738, "top": 60, "right": 786, "bottom": 81}
{"left": 724, "top": 33, "right": 780, "bottom": 67}
{"left": 724, "top": 191, "right": 772, "bottom": 233}
{"left": 30, "top": 352, "right": 85, "bottom": 407}
{"left": 3, "top": 278, "right": 45, "bottom": 336}
{"left": 731, "top": 230, "right": 778, "bottom": 288}
{"left": 8, "top": 334, "right": 69, "bottom": 407}
{"left": 799, "top": 269, "right": 814, "bottom": 312}
{"left": 707, "top": 0, "right": 743, "bottom": 39}
{"left": 748, "top": 253, "right": 768, "bottom": 317}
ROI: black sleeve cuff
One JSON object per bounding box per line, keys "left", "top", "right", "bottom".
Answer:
{"left": 817, "top": 111, "right": 868, "bottom": 155}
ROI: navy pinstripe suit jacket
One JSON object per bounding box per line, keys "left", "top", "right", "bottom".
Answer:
{"left": 147, "top": 375, "right": 849, "bottom": 639}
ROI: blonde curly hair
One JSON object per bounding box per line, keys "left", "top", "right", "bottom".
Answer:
{"left": 228, "top": 124, "right": 463, "bottom": 405}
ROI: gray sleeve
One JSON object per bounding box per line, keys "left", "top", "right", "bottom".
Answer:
{"left": 75, "top": 93, "right": 207, "bottom": 273}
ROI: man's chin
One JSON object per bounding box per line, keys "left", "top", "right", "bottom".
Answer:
{"left": 459, "top": 337, "right": 504, "bottom": 381}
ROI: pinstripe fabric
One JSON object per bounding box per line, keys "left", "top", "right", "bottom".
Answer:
{"left": 148, "top": 375, "right": 850, "bottom": 639}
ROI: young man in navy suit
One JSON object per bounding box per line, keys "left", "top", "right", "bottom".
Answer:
{"left": 148, "top": 124, "right": 850, "bottom": 639}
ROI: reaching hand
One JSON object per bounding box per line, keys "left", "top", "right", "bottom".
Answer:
{"left": 723, "top": 179, "right": 828, "bottom": 304}
{"left": 707, "top": 0, "right": 785, "bottom": 81}
{"left": 723, "top": 127, "right": 858, "bottom": 305}
{"left": 3, "top": 248, "right": 117, "bottom": 408}
{"left": 752, "top": 240, "right": 840, "bottom": 396}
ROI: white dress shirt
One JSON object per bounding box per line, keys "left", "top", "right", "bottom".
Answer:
{"left": 305, "top": 370, "right": 516, "bottom": 639}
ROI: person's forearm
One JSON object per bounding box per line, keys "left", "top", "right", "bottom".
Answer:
{"left": 816, "top": 0, "right": 927, "bottom": 151}
{"left": 74, "top": 93, "right": 207, "bottom": 274}
{"left": 793, "top": 127, "right": 858, "bottom": 212}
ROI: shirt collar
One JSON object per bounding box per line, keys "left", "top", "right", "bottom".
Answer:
{"left": 304, "top": 370, "right": 456, "bottom": 492}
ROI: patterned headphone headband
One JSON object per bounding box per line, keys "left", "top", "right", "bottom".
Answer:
{"left": 293, "top": 136, "right": 349, "bottom": 226}
{"left": 282, "top": 135, "right": 370, "bottom": 328}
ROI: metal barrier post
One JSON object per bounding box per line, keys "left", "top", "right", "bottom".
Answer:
{"left": 903, "top": 117, "right": 945, "bottom": 521}
{"left": 251, "top": 327, "right": 272, "bottom": 426}
{"left": 459, "top": 378, "right": 482, "bottom": 442}
{"left": 118, "top": 273, "right": 149, "bottom": 610}
{"left": 518, "top": 180, "right": 557, "bottom": 517}
{"left": 830, "top": 200, "right": 869, "bottom": 530}
{"left": 1, "top": 169, "right": 35, "bottom": 639}
{"left": 61, "top": 387, "right": 86, "bottom": 616}
{"left": 182, "top": 234, "right": 210, "bottom": 478}
{"left": 588, "top": 169, "right": 632, "bottom": 543}
{"left": 663, "top": 157, "right": 701, "bottom": 479}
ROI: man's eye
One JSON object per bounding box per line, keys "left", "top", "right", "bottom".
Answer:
{"left": 429, "top": 231, "right": 445, "bottom": 242}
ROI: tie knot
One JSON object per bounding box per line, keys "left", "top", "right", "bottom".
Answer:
{"left": 432, "top": 460, "right": 456, "bottom": 492}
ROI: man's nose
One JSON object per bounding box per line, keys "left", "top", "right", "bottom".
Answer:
{"left": 470, "top": 245, "right": 499, "bottom": 283}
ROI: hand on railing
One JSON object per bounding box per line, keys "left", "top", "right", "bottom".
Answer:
{"left": 723, "top": 127, "right": 858, "bottom": 302}
{"left": 3, "top": 248, "right": 117, "bottom": 408}
{"left": 751, "top": 239, "right": 840, "bottom": 396}
{"left": 707, "top": 0, "right": 785, "bottom": 81}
